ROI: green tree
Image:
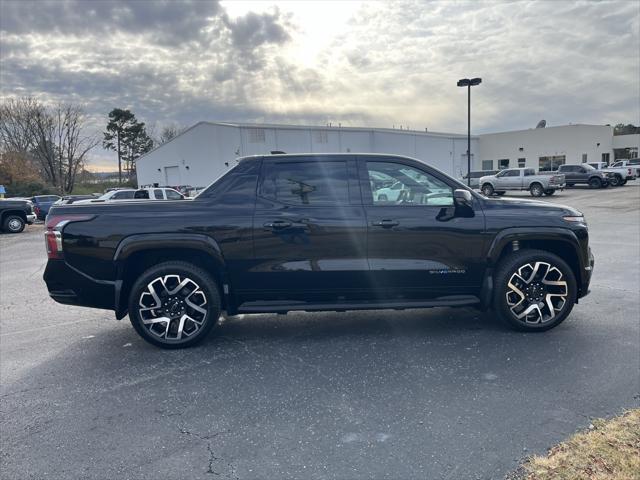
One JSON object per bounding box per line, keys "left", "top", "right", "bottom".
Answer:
{"left": 613, "top": 123, "right": 640, "bottom": 136}
{"left": 103, "top": 109, "right": 153, "bottom": 184}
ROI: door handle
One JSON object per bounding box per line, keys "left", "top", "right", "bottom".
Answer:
{"left": 264, "top": 220, "right": 292, "bottom": 229}
{"left": 372, "top": 219, "right": 399, "bottom": 228}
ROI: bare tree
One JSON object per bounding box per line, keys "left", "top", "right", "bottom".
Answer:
{"left": 0, "top": 97, "right": 41, "bottom": 154}
{"left": 156, "top": 123, "right": 185, "bottom": 145}
{"left": 1, "top": 97, "right": 98, "bottom": 194}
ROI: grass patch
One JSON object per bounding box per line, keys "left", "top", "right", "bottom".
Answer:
{"left": 518, "top": 409, "right": 639, "bottom": 480}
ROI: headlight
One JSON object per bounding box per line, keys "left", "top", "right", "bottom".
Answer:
{"left": 563, "top": 215, "right": 587, "bottom": 226}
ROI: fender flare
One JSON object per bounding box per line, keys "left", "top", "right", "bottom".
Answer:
{"left": 113, "top": 233, "right": 227, "bottom": 319}
{"left": 486, "top": 227, "right": 581, "bottom": 266}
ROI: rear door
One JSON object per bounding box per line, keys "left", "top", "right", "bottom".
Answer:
{"left": 562, "top": 165, "right": 580, "bottom": 183}
{"left": 360, "top": 156, "right": 486, "bottom": 300}
{"left": 249, "top": 156, "right": 368, "bottom": 303}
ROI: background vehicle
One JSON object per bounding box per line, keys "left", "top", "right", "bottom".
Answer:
{"left": 462, "top": 170, "right": 498, "bottom": 189}
{"left": 587, "top": 162, "right": 636, "bottom": 186}
{"left": 30, "top": 195, "right": 61, "bottom": 220}
{"left": 0, "top": 198, "right": 37, "bottom": 233}
{"left": 54, "top": 195, "right": 98, "bottom": 205}
{"left": 44, "top": 154, "right": 593, "bottom": 349}
{"left": 479, "top": 168, "right": 565, "bottom": 197}
{"left": 544, "top": 164, "right": 608, "bottom": 188}
{"left": 75, "top": 187, "right": 184, "bottom": 204}
{"left": 610, "top": 159, "right": 640, "bottom": 178}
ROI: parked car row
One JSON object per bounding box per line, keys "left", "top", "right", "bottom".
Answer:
{"left": 464, "top": 161, "right": 638, "bottom": 197}
{"left": 74, "top": 187, "right": 184, "bottom": 204}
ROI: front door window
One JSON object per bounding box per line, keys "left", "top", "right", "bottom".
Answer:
{"left": 366, "top": 162, "right": 453, "bottom": 207}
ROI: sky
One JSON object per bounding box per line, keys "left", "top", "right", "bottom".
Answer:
{"left": 1, "top": 0, "right": 639, "bottom": 171}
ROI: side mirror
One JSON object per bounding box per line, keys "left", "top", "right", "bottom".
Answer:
{"left": 454, "top": 189, "right": 473, "bottom": 207}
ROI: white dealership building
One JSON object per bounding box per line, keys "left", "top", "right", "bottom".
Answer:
{"left": 135, "top": 121, "right": 639, "bottom": 188}
{"left": 136, "top": 122, "right": 479, "bottom": 188}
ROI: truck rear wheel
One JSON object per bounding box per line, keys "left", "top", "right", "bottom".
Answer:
{"left": 128, "top": 261, "right": 221, "bottom": 348}
{"left": 529, "top": 183, "right": 544, "bottom": 197}
{"left": 493, "top": 249, "right": 577, "bottom": 331}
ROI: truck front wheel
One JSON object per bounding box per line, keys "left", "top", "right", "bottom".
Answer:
{"left": 588, "top": 177, "right": 602, "bottom": 189}
{"left": 128, "top": 261, "right": 221, "bottom": 348}
{"left": 481, "top": 184, "right": 494, "bottom": 196}
{"left": 2, "top": 215, "right": 25, "bottom": 233}
{"left": 529, "top": 183, "right": 544, "bottom": 197}
{"left": 609, "top": 174, "right": 622, "bottom": 187}
{"left": 493, "top": 249, "right": 577, "bottom": 331}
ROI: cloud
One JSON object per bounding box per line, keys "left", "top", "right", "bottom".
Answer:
{"left": 1, "top": 0, "right": 638, "bottom": 170}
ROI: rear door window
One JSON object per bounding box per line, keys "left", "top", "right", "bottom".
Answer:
{"left": 260, "top": 160, "right": 349, "bottom": 206}
{"left": 153, "top": 189, "right": 164, "bottom": 199}
{"left": 113, "top": 191, "right": 135, "bottom": 200}
{"left": 165, "top": 189, "right": 183, "bottom": 200}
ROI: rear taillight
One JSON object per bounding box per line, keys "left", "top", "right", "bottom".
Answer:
{"left": 45, "top": 214, "right": 93, "bottom": 259}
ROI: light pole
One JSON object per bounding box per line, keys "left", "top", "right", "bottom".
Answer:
{"left": 457, "top": 77, "right": 482, "bottom": 186}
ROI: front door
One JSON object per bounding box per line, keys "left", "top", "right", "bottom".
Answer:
{"left": 249, "top": 156, "right": 368, "bottom": 304}
{"left": 360, "top": 157, "right": 486, "bottom": 300}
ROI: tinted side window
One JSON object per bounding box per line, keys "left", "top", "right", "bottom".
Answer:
{"left": 504, "top": 170, "right": 520, "bottom": 177}
{"left": 261, "top": 161, "right": 349, "bottom": 206}
{"left": 524, "top": 169, "right": 536, "bottom": 176}
{"left": 166, "top": 189, "right": 182, "bottom": 200}
{"left": 134, "top": 190, "right": 149, "bottom": 199}
{"left": 153, "top": 189, "right": 164, "bottom": 199}
{"left": 114, "top": 191, "right": 135, "bottom": 199}
{"left": 366, "top": 161, "right": 453, "bottom": 206}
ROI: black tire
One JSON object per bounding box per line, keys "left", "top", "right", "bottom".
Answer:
{"left": 544, "top": 189, "right": 555, "bottom": 196}
{"left": 493, "top": 249, "right": 577, "bottom": 332}
{"left": 481, "top": 184, "right": 494, "bottom": 196}
{"left": 128, "top": 261, "right": 221, "bottom": 349}
{"left": 588, "top": 177, "right": 602, "bottom": 189}
{"left": 529, "top": 183, "right": 544, "bottom": 197}
{"left": 495, "top": 191, "right": 506, "bottom": 196}
{"left": 609, "top": 174, "right": 622, "bottom": 187}
{"left": 2, "top": 215, "right": 25, "bottom": 233}
{"left": 621, "top": 179, "right": 627, "bottom": 185}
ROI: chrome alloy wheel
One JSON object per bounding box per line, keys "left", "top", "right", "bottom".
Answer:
{"left": 8, "top": 218, "right": 22, "bottom": 231}
{"left": 138, "top": 275, "right": 208, "bottom": 341}
{"left": 505, "top": 261, "right": 568, "bottom": 324}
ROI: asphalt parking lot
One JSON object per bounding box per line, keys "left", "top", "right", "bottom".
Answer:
{"left": 1, "top": 184, "right": 639, "bottom": 480}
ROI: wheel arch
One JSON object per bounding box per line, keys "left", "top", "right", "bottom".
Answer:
{"left": 1, "top": 209, "right": 27, "bottom": 223}
{"left": 113, "top": 234, "right": 230, "bottom": 319}
{"left": 483, "top": 228, "right": 587, "bottom": 307}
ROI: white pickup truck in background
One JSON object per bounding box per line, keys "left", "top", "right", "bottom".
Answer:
{"left": 587, "top": 162, "right": 637, "bottom": 186}
{"left": 479, "top": 168, "right": 565, "bottom": 197}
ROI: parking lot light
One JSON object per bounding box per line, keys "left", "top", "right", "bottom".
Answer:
{"left": 457, "top": 77, "right": 482, "bottom": 186}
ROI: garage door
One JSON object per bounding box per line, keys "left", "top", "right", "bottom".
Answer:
{"left": 164, "top": 166, "right": 180, "bottom": 185}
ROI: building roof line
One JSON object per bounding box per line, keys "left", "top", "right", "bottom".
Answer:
{"left": 136, "top": 120, "right": 478, "bottom": 162}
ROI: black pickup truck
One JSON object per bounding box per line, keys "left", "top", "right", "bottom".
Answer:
{"left": 44, "top": 154, "right": 594, "bottom": 348}
{"left": 0, "top": 198, "right": 37, "bottom": 233}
